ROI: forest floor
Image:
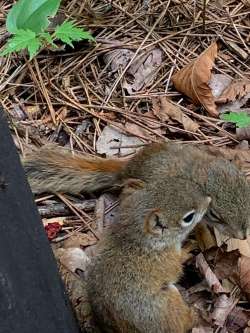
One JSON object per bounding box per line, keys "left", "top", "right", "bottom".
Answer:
{"left": 0, "top": 0, "right": 250, "bottom": 332}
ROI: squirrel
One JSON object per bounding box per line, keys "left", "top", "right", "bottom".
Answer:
{"left": 24, "top": 142, "right": 250, "bottom": 332}
{"left": 24, "top": 142, "right": 250, "bottom": 240}
{"left": 86, "top": 176, "right": 211, "bottom": 333}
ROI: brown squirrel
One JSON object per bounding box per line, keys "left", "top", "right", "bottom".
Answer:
{"left": 24, "top": 142, "right": 250, "bottom": 332}
{"left": 86, "top": 176, "right": 211, "bottom": 333}
{"left": 24, "top": 142, "right": 250, "bottom": 240}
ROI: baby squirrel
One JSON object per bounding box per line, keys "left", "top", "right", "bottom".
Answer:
{"left": 87, "top": 176, "right": 211, "bottom": 332}
{"left": 24, "top": 142, "right": 250, "bottom": 332}
{"left": 24, "top": 142, "right": 250, "bottom": 240}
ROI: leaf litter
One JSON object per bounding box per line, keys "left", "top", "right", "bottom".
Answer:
{"left": 1, "top": 0, "right": 250, "bottom": 331}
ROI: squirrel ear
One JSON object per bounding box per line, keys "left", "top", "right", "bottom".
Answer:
{"left": 121, "top": 178, "right": 145, "bottom": 197}
{"left": 144, "top": 209, "right": 166, "bottom": 236}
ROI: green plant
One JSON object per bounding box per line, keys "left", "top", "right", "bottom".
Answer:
{"left": 221, "top": 111, "right": 250, "bottom": 128}
{"left": 0, "top": 0, "right": 94, "bottom": 59}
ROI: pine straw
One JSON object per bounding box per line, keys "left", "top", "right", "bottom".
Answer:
{"left": 0, "top": 1, "right": 250, "bottom": 330}
{"left": 0, "top": 0, "right": 249, "bottom": 153}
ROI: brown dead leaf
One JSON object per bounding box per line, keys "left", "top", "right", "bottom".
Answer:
{"left": 216, "top": 80, "right": 250, "bottom": 104}
{"left": 211, "top": 294, "right": 237, "bottom": 327}
{"left": 96, "top": 125, "right": 144, "bottom": 157}
{"left": 196, "top": 253, "right": 225, "bottom": 293}
{"left": 172, "top": 42, "right": 218, "bottom": 117}
{"left": 63, "top": 232, "right": 97, "bottom": 249}
{"left": 209, "top": 74, "right": 232, "bottom": 98}
{"left": 55, "top": 247, "right": 90, "bottom": 273}
{"left": 155, "top": 97, "right": 200, "bottom": 132}
{"left": 238, "top": 255, "right": 250, "bottom": 300}
{"left": 227, "top": 237, "right": 250, "bottom": 257}
{"left": 226, "top": 306, "right": 250, "bottom": 332}
{"left": 55, "top": 250, "right": 98, "bottom": 332}
{"left": 214, "top": 250, "right": 240, "bottom": 284}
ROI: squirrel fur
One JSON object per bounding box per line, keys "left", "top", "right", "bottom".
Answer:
{"left": 24, "top": 142, "right": 250, "bottom": 332}
{"left": 24, "top": 142, "right": 250, "bottom": 240}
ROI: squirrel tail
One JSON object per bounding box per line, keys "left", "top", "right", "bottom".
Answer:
{"left": 23, "top": 145, "right": 127, "bottom": 194}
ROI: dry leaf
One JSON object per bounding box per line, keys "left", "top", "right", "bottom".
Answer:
{"left": 96, "top": 125, "right": 144, "bottom": 157}
{"left": 238, "top": 255, "right": 250, "bottom": 300}
{"left": 209, "top": 74, "right": 232, "bottom": 98}
{"left": 216, "top": 80, "right": 250, "bottom": 104}
{"left": 103, "top": 48, "right": 134, "bottom": 72}
{"left": 124, "top": 48, "right": 162, "bottom": 94}
{"left": 214, "top": 250, "right": 240, "bottom": 283}
{"left": 196, "top": 253, "right": 225, "bottom": 293}
{"left": 104, "top": 48, "right": 162, "bottom": 93}
{"left": 55, "top": 250, "right": 98, "bottom": 332}
{"left": 172, "top": 42, "right": 218, "bottom": 117}
{"left": 211, "top": 294, "right": 236, "bottom": 327}
{"left": 226, "top": 237, "right": 250, "bottom": 257}
{"left": 55, "top": 247, "right": 90, "bottom": 273}
{"left": 63, "top": 232, "right": 97, "bottom": 249}
{"left": 226, "top": 306, "right": 250, "bottom": 331}
{"left": 155, "top": 97, "right": 200, "bottom": 132}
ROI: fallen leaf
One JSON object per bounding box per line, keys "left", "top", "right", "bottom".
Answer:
{"left": 196, "top": 253, "right": 225, "bottom": 293}
{"left": 96, "top": 125, "right": 144, "bottom": 157}
{"left": 55, "top": 247, "right": 90, "bottom": 273}
{"left": 103, "top": 48, "right": 135, "bottom": 73}
{"left": 238, "top": 255, "right": 250, "bottom": 300}
{"left": 124, "top": 48, "right": 162, "bottom": 94}
{"left": 172, "top": 42, "right": 218, "bottom": 117}
{"left": 63, "top": 232, "right": 97, "bottom": 249}
{"left": 211, "top": 294, "right": 236, "bottom": 327}
{"left": 227, "top": 237, "right": 250, "bottom": 257}
{"left": 216, "top": 80, "right": 250, "bottom": 104}
{"left": 209, "top": 74, "right": 232, "bottom": 98}
{"left": 104, "top": 48, "right": 162, "bottom": 93}
{"left": 154, "top": 97, "right": 199, "bottom": 132}
{"left": 214, "top": 250, "right": 240, "bottom": 284}
{"left": 54, "top": 248, "right": 97, "bottom": 332}
{"left": 226, "top": 306, "right": 250, "bottom": 331}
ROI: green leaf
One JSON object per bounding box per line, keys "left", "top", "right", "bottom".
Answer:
{"left": 0, "top": 29, "right": 41, "bottom": 59}
{"left": 54, "top": 21, "right": 94, "bottom": 47}
{"left": 6, "top": 0, "right": 61, "bottom": 34}
{"left": 39, "top": 32, "right": 57, "bottom": 47}
{"left": 221, "top": 112, "right": 250, "bottom": 128}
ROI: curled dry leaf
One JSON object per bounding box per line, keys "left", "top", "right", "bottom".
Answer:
{"left": 211, "top": 294, "right": 236, "bottom": 327}
{"left": 153, "top": 97, "right": 199, "bottom": 132}
{"left": 172, "top": 42, "right": 218, "bottom": 117}
{"left": 216, "top": 80, "right": 250, "bottom": 104}
{"left": 196, "top": 253, "right": 225, "bottom": 293}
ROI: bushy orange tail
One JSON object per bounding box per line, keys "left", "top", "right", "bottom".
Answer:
{"left": 24, "top": 145, "right": 126, "bottom": 194}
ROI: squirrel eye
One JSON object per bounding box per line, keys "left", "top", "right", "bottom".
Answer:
{"left": 181, "top": 210, "right": 196, "bottom": 227}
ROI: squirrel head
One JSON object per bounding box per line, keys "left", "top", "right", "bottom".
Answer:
{"left": 119, "top": 178, "right": 211, "bottom": 252}
{"left": 205, "top": 159, "right": 250, "bottom": 240}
